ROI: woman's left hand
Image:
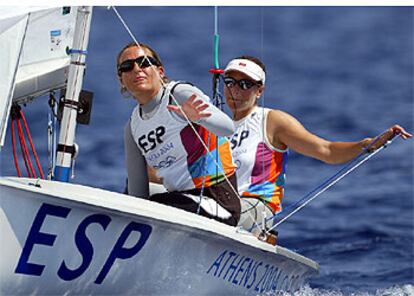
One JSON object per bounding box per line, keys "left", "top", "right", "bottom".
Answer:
{"left": 167, "top": 94, "right": 212, "bottom": 122}
{"left": 366, "top": 124, "right": 412, "bottom": 152}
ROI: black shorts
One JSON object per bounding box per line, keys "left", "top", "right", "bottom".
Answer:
{"left": 149, "top": 174, "right": 240, "bottom": 226}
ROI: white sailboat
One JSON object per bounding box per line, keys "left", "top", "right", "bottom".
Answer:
{"left": 0, "top": 6, "right": 319, "bottom": 295}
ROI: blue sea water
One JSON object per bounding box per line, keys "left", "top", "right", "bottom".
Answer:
{"left": 0, "top": 6, "right": 413, "bottom": 295}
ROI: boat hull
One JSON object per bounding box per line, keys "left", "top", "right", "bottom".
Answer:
{"left": 0, "top": 177, "right": 318, "bottom": 295}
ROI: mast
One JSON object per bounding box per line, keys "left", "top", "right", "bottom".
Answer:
{"left": 54, "top": 6, "right": 92, "bottom": 182}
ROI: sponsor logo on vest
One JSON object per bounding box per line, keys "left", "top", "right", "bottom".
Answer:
{"left": 138, "top": 126, "right": 166, "bottom": 153}
{"left": 233, "top": 149, "right": 247, "bottom": 159}
{"left": 153, "top": 155, "right": 177, "bottom": 169}
{"left": 148, "top": 142, "right": 174, "bottom": 161}
{"left": 235, "top": 159, "right": 242, "bottom": 171}
{"left": 229, "top": 130, "right": 249, "bottom": 150}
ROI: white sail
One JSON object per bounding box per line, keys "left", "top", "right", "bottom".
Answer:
{"left": 0, "top": 6, "right": 78, "bottom": 147}
{"left": 0, "top": 10, "right": 29, "bottom": 147}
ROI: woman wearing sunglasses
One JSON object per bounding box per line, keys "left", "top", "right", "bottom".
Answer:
{"left": 223, "top": 56, "right": 412, "bottom": 233}
{"left": 118, "top": 42, "right": 241, "bottom": 226}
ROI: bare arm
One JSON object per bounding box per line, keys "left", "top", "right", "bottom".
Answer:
{"left": 147, "top": 166, "right": 163, "bottom": 184}
{"left": 268, "top": 110, "right": 412, "bottom": 165}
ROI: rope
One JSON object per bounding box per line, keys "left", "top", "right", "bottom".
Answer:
{"left": 260, "top": 7, "right": 267, "bottom": 232}
{"left": 209, "top": 6, "right": 221, "bottom": 217}
{"left": 11, "top": 120, "right": 22, "bottom": 177}
{"left": 273, "top": 130, "right": 390, "bottom": 221}
{"left": 47, "top": 92, "right": 58, "bottom": 179}
{"left": 213, "top": 6, "right": 220, "bottom": 70}
{"left": 263, "top": 132, "right": 402, "bottom": 234}
{"left": 210, "top": 7, "right": 262, "bottom": 232}
{"left": 10, "top": 105, "right": 44, "bottom": 179}
{"left": 16, "top": 118, "right": 35, "bottom": 178}
{"left": 20, "top": 110, "right": 45, "bottom": 179}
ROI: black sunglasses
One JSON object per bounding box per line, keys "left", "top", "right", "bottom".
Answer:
{"left": 118, "top": 56, "right": 160, "bottom": 75}
{"left": 223, "top": 77, "right": 262, "bottom": 90}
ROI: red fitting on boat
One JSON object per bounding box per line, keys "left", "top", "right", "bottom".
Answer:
{"left": 208, "top": 69, "right": 224, "bottom": 74}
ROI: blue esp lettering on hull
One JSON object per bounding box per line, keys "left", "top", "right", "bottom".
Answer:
{"left": 15, "top": 202, "right": 152, "bottom": 284}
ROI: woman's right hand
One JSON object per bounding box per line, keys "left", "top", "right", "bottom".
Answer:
{"left": 167, "top": 94, "right": 212, "bottom": 122}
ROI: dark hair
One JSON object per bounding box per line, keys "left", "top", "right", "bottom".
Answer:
{"left": 236, "top": 55, "right": 266, "bottom": 73}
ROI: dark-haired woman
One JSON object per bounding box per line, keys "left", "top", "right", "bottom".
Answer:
{"left": 222, "top": 56, "right": 412, "bottom": 232}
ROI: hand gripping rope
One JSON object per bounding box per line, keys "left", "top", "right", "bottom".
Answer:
{"left": 253, "top": 131, "right": 403, "bottom": 235}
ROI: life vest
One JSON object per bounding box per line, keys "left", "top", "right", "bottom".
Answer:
{"left": 229, "top": 106, "right": 288, "bottom": 213}
{"left": 130, "top": 81, "right": 236, "bottom": 192}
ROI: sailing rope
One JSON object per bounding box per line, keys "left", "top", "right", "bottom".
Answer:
{"left": 10, "top": 104, "right": 45, "bottom": 179}
{"left": 257, "top": 131, "right": 402, "bottom": 234}
{"left": 201, "top": 6, "right": 229, "bottom": 216}
{"left": 110, "top": 6, "right": 242, "bottom": 203}
{"left": 207, "top": 7, "right": 262, "bottom": 231}
{"left": 259, "top": 7, "right": 268, "bottom": 233}
{"left": 47, "top": 92, "right": 58, "bottom": 180}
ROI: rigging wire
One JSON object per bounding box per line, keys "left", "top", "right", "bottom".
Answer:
{"left": 259, "top": 133, "right": 402, "bottom": 234}
{"left": 259, "top": 7, "right": 267, "bottom": 233}
{"left": 211, "top": 7, "right": 263, "bottom": 232}
{"left": 47, "top": 92, "right": 58, "bottom": 180}
{"left": 211, "top": 6, "right": 222, "bottom": 216}
{"left": 208, "top": 7, "right": 262, "bottom": 231}
{"left": 197, "top": 6, "right": 221, "bottom": 215}
{"left": 11, "top": 121, "right": 22, "bottom": 177}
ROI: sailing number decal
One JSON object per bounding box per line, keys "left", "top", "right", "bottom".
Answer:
{"left": 229, "top": 130, "right": 249, "bottom": 149}
{"left": 207, "top": 249, "right": 301, "bottom": 293}
{"left": 14, "top": 203, "right": 152, "bottom": 284}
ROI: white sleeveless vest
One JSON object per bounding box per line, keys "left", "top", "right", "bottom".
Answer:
{"left": 229, "top": 106, "right": 288, "bottom": 212}
{"left": 130, "top": 81, "right": 235, "bottom": 192}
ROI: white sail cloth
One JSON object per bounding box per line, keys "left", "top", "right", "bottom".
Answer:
{"left": 0, "top": 10, "right": 28, "bottom": 146}
{"left": 0, "top": 7, "right": 77, "bottom": 146}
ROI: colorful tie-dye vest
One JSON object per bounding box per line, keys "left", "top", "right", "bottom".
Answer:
{"left": 130, "top": 81, "right": 236, "bottom": 192}
{"left": 229, "top": 107, "right": 288, "bottom": 213}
